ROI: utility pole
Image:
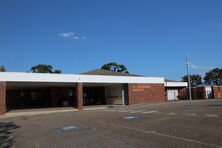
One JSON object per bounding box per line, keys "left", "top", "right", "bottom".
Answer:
{"left": 183, "top": 54, "right": 192, "bottom": 100}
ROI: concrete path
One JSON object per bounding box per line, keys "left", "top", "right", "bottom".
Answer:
{"left": 1, "top": 107, "right": 78, "bottom": 119}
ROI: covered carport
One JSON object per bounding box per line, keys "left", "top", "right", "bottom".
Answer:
{"left": 2, "top": 81, "right": 128, "bottom": 114}
{"left": 0, "top": 72, "right": 166, "bottom": 115}
{"left": 0, "top": 73, "right": 127, "bottom": 115}
{"left": 0, "top": 72, "right": 85, "bottom": 115}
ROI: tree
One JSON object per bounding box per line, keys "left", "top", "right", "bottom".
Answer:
{"left": 204, "top": 68, "right": 222, "bottom": 86}
{"left": 30, "top": 64, "right": 61, "bottom": 73}
{"left": 101, "top": 62, "right": 129, "bottom": 73}
{"left": 0, "top": 66, "right": 6, "bottom": 72}
{"left": 53, "top": 70, "right": 62, "bottom": 74}
{"left": 181, "top": 74, "right": 202, "bottom": 87}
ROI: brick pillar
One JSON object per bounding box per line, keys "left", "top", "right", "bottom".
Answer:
{"left": 76, "top": 83, "right": 83, "bottom": 110}
{"left": 127, "top": 84, "right": 133, "bottom": 105}
{"left": 212, "top": 86, "right": 220, "bottom": 99}
{"left": 202, "top": 86, "right": 206, "bottom": 99}
{"left": 219, "top": 87, "right": 222, "bottom": 99}
{"left": 0, "top": 81, "right": 6, "bottom": 115}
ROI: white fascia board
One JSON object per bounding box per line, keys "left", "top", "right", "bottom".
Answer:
{"left": 164, "top": 82, "right": 188, "bottom": 87}
{"left": 0, "top": 72, "right": 164, "bottom": 84}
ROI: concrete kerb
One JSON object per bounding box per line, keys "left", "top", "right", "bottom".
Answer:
{"left": 83, "top": 105, "right": 124, "bottom": 111}
{"left": 0, "top": 108, "right": 79, "bottom": 119}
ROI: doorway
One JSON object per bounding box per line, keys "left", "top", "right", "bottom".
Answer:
{"left": 167, "top": 89, "right": 178, "bottom": 100}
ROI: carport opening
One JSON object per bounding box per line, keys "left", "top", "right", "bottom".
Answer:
{"left": 6, "top": 82, "right": 77, "bottom": 111}
{"left": 83, "top": 83, "right": 128, "bottom": 106}
{"left": 5, "top": 82, "right": 129, "bottom": 112}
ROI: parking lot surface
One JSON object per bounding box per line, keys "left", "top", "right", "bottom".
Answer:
{"left": 1, "top": 99, "right": 222, "bottom": 148}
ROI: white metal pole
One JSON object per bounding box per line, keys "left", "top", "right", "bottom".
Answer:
{"left": 186, "top": 53, "right": 192, "bottom": 100}
{"left": 122, "top": 85, "right": 125, "bottom": 106}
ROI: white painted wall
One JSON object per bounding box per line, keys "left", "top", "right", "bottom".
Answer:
{"left": 106, "top": 85, "right": 122, "bottom": 97}
{"left": 105, "top": 85, "right": 123, "bottom": 105}
{"left": 0, "top": 72, "right": 164, "bottom": 84}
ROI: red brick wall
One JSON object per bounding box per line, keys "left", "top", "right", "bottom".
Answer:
{"left": 195, "top": 87, "right": 206, "bottom": 99}
{"left": 127, "top": 83, "right": 166, "bottom": 105}
{"left": 212, "top": 87, "right": 217, "bottom": 98}
{"left": 0, "top": 81, "right": 6, "bottom": 115}
{"left": 178, "top": 87, "right": 188, "bottom": 99}
{"left": 212, "top": 86, "right": 222, "bottom": 99}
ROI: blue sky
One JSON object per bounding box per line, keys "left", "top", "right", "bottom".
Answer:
{"left": 0, "top": 0, "right": 222, "bottom": 80}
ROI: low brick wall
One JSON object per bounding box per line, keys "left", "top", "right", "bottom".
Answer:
{"left": 177, "top": 86, "right": 222, "bottom": 100}
{"left": 127, "top": 83, "right": 166, "bottom": 105}
{"left": 192, "top": 87, "right": 206, "bottom": 99}
{"left": 178, "top": 87, "right": 206, "bottom": 100}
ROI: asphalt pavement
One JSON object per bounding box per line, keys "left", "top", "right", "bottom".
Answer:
{"left": 1, "top": 99, "right": 222, "bottom": 148}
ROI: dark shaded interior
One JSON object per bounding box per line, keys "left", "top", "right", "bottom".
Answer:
{"left": 6, "top": 87, "right": 76, "bottom": 110}
{"left": 83, "top": 87, "right": 106, "bottom": 105}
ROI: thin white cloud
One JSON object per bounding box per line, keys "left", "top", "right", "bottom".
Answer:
{"left": 58, "top": 32, "right": 74, "bottom": 37}
{"left": 189, "top": 64, "right": 211, "bottom": 71}
{"left": 73, "top": 36, "right": 80, "bottom": 40}
{"left": 58, "top": 32, "right": 87, "bottom": 40}
{"left": 73, "top": 36, "right": 87, "bottom": 40}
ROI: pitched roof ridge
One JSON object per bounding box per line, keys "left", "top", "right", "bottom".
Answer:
{"left": 80, "top": 69, "right": 143, "bottom": 77}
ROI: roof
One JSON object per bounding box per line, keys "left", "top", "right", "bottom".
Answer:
{"left": 80, "top": 69, "right": 142, "bottom": 77}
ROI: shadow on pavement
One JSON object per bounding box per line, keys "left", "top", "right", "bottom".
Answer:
{"left": 0, "top": 122, "right": 21, "bottom": 148}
